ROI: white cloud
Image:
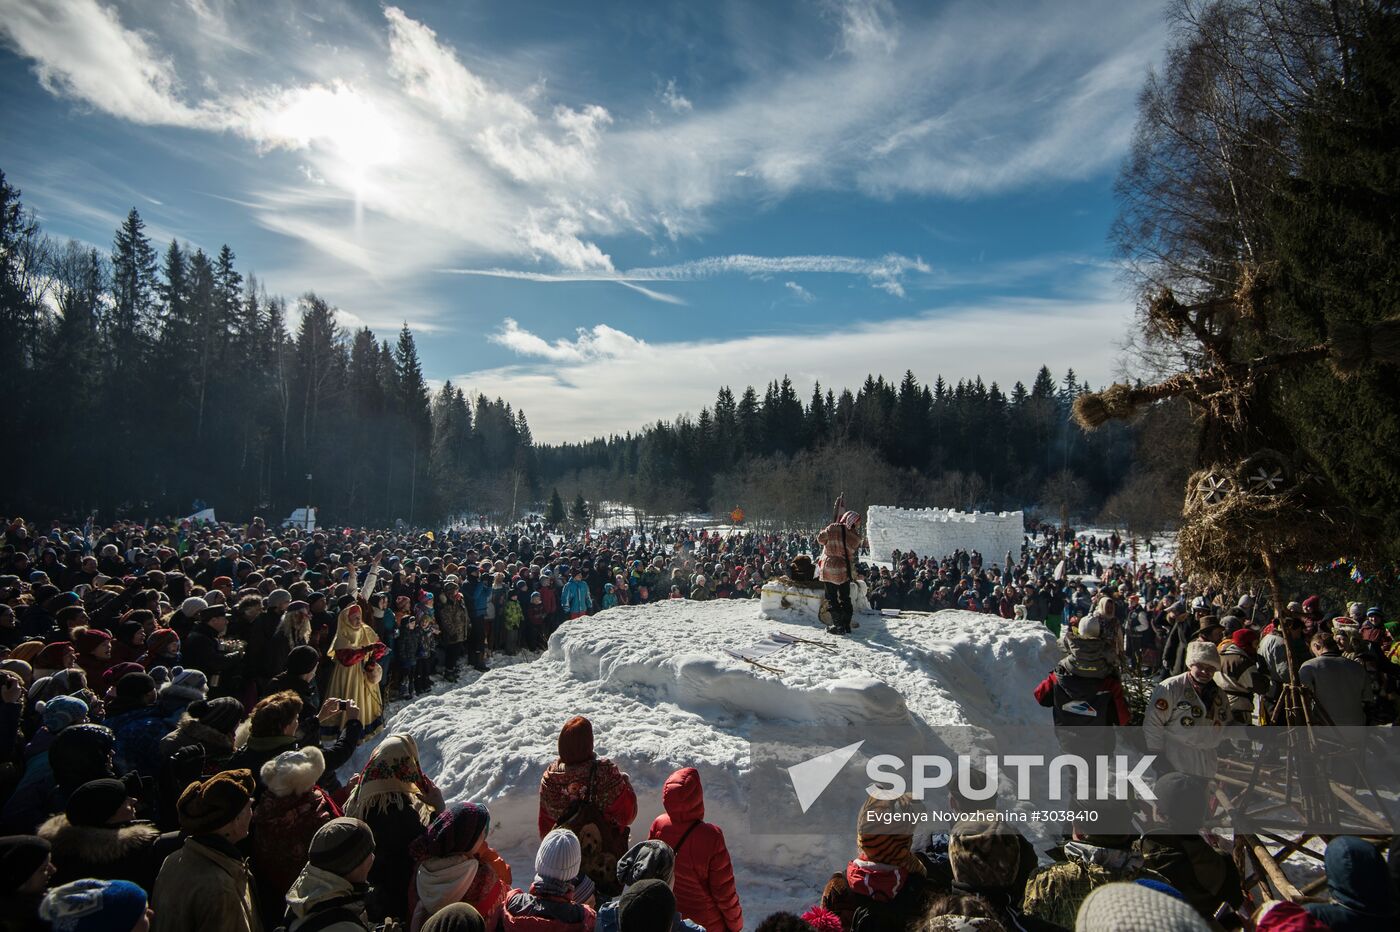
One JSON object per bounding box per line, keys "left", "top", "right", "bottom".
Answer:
{"left": 460, "top": 270, "right": 1130, "bottom": 442}
{"left": 0, "top": 0, "right": 204, "bottom": 125}
{"left": 785, "top": 281, "right": 815, "bottom": 303}
{"left": 661, "top": 79, "right": 692, "bottom": 113}
{"left": 440, "top": 252, "right": 931, "bottom": 301}
{"left": 489, "top": 318, "right": 647, "bottom": 363}
{"left": 2, "top": 0, "right": 1165, "bottom": 332}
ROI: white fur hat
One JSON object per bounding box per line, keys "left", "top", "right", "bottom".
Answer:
{"left": 1185, "top": 641, "right": 1221, "bottom": 670}
{"left": 261, "top": 745, "right": 325, "bottom": 799}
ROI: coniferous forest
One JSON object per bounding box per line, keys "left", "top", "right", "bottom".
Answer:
{"left": 0, "top": 171, "right": 1185, "bottom": 529}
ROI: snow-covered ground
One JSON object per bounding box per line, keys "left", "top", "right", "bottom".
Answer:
{"left": 351, "top": 598, "right": 1057, "bottom": 918}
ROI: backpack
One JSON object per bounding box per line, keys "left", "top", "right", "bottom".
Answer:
{"left": 553, "top": 761, "right": 630, "bottom": 898}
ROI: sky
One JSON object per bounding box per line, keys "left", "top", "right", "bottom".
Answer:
{"left": 0, "top": 0, "right": 1169, "bottom": 442}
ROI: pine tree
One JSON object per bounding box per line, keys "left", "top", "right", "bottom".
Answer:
{"left": 570, "top": 492, "right": 590, "bottom": 528}
{"left": 546, "top": 487, "right": 566, "bottom": 527}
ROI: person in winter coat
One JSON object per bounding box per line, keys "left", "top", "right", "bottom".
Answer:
{"left": 817, "top": 510, "right": 862, "bottom": 636}
{"left": 71, "top": 627, "right": 115, "bottom": 685}
{"left": 151, "top": 768, "right": 260, "bottom": 932}
{"left": 155, "top": 666, "right": 208, "bottom": 723}
{"left": 0, "top": 834, "right": 56, "bottom": 932}
{"left": 407, "top": 802, "right": 511, "bottom": 931}
{"left": 252, "top": 747, "right": 341, "bottom": 928}
{"left": 268, "top": 644, "right": 326, "bottom": 741}
{"left": 227, "top": 690, "right": 362, "bottom": 798}
{"left": 1020, "top": 825, "right": 1157, "bottom": 929}
{"left": 499, "top": 829, "right": 596, "bottom": 932}
{"left": 538, "top": 716, "right": 638, "bottom": 838}
{"left": 112, "top": 621, "right": 148, "bottom": 666}
{"left": 267, "top": 601, "right": 312, "bottom": 684}
{"left": 1143, "top": 642, "right": 1229, "bottom": 778}
{"left": 596, "top": 841, "right": 703, "bottom": 932}
{"left": 104, "top": 671, "right": 168, "bottom": 780}
{"left": 139, "top": 627, "right": 182, "bottom": 671}
{"left": 38, "top": 777, "right": 176, "bottom": 891}
{"left": 1140, "top": 773, "right": 1242, "bottom": 925}
{"left": 945, "top": 821, "right": 1057, "bottom": 932}
{"left": 526, "top": 593, "right": 549, "bottom": 652}
{"left": 562, "top": 571, "right": 593, "bottom": 619}
{"left": 821, "top": 794, "right": 932, "bottom": 932}
{"left": 344, "top": 733, "right": 446, "bottom": 921}
{"left": 282, "top": 817, "right": 378, "bottom": 932}
{"left": 1213, "top": 630, "right": 1268, "bottom": 725}
{"left": 438, "top": 583, "right": 470, "bottom": 680}
{"left": 183, "top": 606, "right": 245, "bottom": 694}
{"left": 647, "top": 767, "right": 742, "bottom": 932}
{"left": 1299, "top": 632, "right": 1372, "bottom": 725}
{"left": 1302, "top": 835, "right": 1395, "bottom": 930}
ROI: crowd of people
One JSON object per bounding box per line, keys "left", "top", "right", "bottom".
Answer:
{"left": 0, "top": 513, "right": 1395, "bottom": 930}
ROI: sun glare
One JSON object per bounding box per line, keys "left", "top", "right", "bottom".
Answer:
{"left": 270, "top": 83, "right": 402, "bottom": 188}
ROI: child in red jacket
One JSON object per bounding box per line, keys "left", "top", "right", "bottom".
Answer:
{"left": 648, "top": 767, "right": 743, "bottom": 932}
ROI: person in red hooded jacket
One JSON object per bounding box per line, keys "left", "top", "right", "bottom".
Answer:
{"left": 648, "top": 767, "right": 743, "bottom": 932}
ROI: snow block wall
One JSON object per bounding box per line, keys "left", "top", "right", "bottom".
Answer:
{"left": 759, "top": 578, "right": 872, "bottom": 623}
{"left": 867, "top": 506, "right": 1025, "bottom": 562}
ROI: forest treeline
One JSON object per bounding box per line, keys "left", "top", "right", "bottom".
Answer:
{"left": 0, "top": 171, "right": 1186, "bottom": 529}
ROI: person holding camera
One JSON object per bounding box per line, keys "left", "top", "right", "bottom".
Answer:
{"left": 227, "top": 691, "right": 363, "bottom": 800}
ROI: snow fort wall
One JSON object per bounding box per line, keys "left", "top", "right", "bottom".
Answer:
{"left": 867, "top": 506, "right": 1025, "bottom": 563}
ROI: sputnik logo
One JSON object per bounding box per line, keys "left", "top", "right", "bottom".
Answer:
{"left": 787, "top": 740, "right": 864, "bottom": 813}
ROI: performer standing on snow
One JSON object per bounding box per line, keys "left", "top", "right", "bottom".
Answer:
{"left": 818, "top": 496, "right": 862, "bottom": 636}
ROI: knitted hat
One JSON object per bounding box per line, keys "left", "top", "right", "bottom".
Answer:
{"left": 535, "top": 828, "right": 582, "bottom": 882}
{"left": 39, "top": 695, "right": 90, "bottom": 733}
{"left": 176, "top": 768, "right": 254, "bottom": 833}
{"left": 421, "top": 904, "right": 487, "bottom": 932}
{"left": 618, "top": 878, "right": 677, "bottom": 932}
{"left": 187, "top": 696, "right": 244, "bottom": 734}
{"left": 0, "top": 835, "right": 51, "bottom": 894}
{"left": 39, "top": 879, "right": 147, "bottom": 932}
{"left": 949, "top": 821, "right": 1022, "bottom": 892}
{"left": 617, "top": 839, "right": 676, "bottom": 887}
{"left": 410, "top": 802, "right": 491, "bottom": 861}
{"left": 33, "top": 642, "right": 75, "bottom": 670}
{"left": 71, "top": 629, "right": 111, "bottom": 655}
{"left": 159, "top": 666, "right": 208, "bottom": 703}
{"left": 260, "top": 746, "right": 325, "bottom": 799}
{"left": 145, "top": 628, "right": 179, "bottom": 655}
{"left": 179, "top": 596, "right": 208, "bottom": 618}
{"left": 1075, "top": 881, "right": 1211, "bottom": 931}
{"left": 267, "top": 588, "right": 292, "bottom": 608}
{"left": 558, "top": 715, "right": 594, "bottom": 765}
{"left": 285, "top": 644, "right": 320, "bottom": 677}
{"left": 113, "top": 671, "right": 156, "bottom": 701}
{"left": 99, "top": 662, "right": 145, "bottom": 695}
{"left": 1230, "top": 629, "right": 1260, "bottom": 653}
{"left": 66, "top": 779, "right": 129, "bottom": 827}
{"left": 1184, "top": 641, "right": 1221, "bottom": 670}
{"left": 308, "top": 817, "right": 376, "bottom": 876}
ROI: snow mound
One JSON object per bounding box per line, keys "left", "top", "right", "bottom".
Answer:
{"left": 358, "top": 599, "right": 1057, "bottom": 919}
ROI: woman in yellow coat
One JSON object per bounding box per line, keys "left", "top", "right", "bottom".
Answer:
{"left": 325, "top": 559, "right": 386, "bottom": 742}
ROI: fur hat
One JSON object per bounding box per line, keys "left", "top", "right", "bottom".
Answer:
{"left": 260, "top": 746, "right": 325, "bottom": 799}
{"left": 177, "top": 768, "right": 254, "bottom": 833}
{"left": 557, "top": 715, "right": 594, "bottom": 765}
{"left": 1184, "top": 641, "right": 1221, "bottom": 670}
{"left": 159, "top": 666, "right": 208, "bottom": 704}
{"left": 38, "top": 695, "right": 89, "bottom": 733}
{"left": 309, "top": 817, "right": 375, "bottom": 876}
{"left": 535, "top": 828, "right": 582, "bottom": 882}
{"left": 949, "top": 820, "right": 1022, "bottom": 892}
{"left": 1075, "top": 881, "right": 1211, "bottom": 931}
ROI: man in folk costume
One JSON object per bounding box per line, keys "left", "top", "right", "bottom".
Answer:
{"left": 817, "top": 502, "right": 863, "bottom": 636}
{"left": 326, "top": 557, "right": 387, "bottom": 743}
